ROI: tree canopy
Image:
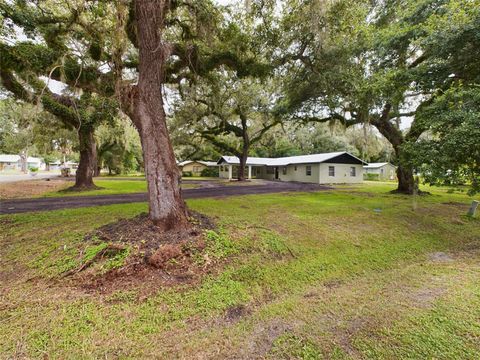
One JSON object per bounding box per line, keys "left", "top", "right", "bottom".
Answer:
{"left": 276, "top": 0, "right": 480, "bottom": 194}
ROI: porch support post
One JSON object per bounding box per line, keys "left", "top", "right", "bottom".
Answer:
{"left": 228, "top": 165, "right": 232, "bottom": 180}
{"left": 248, "top": 165, "right": 252, "bottom": 180}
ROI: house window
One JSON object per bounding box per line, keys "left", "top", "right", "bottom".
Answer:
{"left": 306, "top": 165, "right": 312, "bottom": 176}
{"left": 282, "top": 167, "right": 287, "bottom": 175}
{"left": 328, "top": 166, "right": 335, "bottom": 176}
{"left": 350, "top": 167, "right": 356, "bottom": 176}
{"left": 294, "top": 166, "right": 297, "bottom": 171}
{"left": 193, "top": 166, "right": 202, "bottom": 173}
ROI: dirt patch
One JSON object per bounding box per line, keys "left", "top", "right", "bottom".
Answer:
{"left": 243, "top": 319, "right": 296, "bottom": 358}
{"left": 86, "top": 211, "right": 214, "bottom": 251}
{"left": 59, "top": 184, "right": 103, "bottom": 193}
{"left": 0, "top": 217, "right": 15, "bottom": 226}
{"left": 75, "top": 211, "right": 218, "bottom": 295}
{"left": 324, "top": 279, "right": 344, "bottom": 289}
{"left": 428, "top": 252, "right": 454, "bottom": 262}
{"left": 224, "top": 304, "right": 250, "bottom": 324}
{"left": 332, "top": 317, "right": 373, "bottom": 358}
{"left": 390, "top": 189, "right": 431, "bottom": 196}
{"left": 410, "top": 287, "right": 447, "bottom": 308}
{"left": 441, "top": 201, "right": 468, "bottom": 207}
{"left": 0, "top": 179, "right": 69, "bottom": 199}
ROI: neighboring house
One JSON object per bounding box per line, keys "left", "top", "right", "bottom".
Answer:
{"left": 49, "top": 160, "right": 78, "bottom": 170}
{"left": 48, "top": 160, "right": 63, "bottom": 171}
{"left": 178, "top": 160, "right": 218, "bottom": 176}
{"left": 363, "top": 162, "right": 397, "bottom": 180}
{"left": 217, "top": 151, "right": 366, "bottom": 184}
{"left": 0, "top": 154, "right": 21, "bottom": 171}
{"left": 0, "top": 154, "right": 45, "bottom": 171}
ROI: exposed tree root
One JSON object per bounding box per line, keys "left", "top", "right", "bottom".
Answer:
{"left": 63, "top": 244, "right": 127, "bottom": 277}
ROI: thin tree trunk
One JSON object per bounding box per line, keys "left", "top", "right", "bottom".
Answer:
{"left": 129, "top": 0, "right": 189, "bottom": 230}
{"left": 19, "top": 150, "right": 28, "bottom": 173}
{"left": 73, "top": 127, "right": 97, "bottom": 189}
{"left": 94, "top": 161, "right": 101, "bottom": 177}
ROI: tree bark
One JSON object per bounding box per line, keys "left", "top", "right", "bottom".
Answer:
{"left": 237, "top": 111, "right": 250, "bottom": 181}
{"left": 237, "top": 141, "right": 249, "bottom": 181}
{"left": 72, "top": 127, "right": 97, "bottom": 189}
{"left": 238, "top": 151, "right": 247, "bottom": 181}
{"left": 396, "top": 164, "right": 415, "bottom": 194}
{"left": 371, "top": 108, "right": 415, "bottom": 194}
{"left": 94, "top": 163, "right": 101, "bottom": 177}
{"left": 19, "top": 150, "right": 28, "bottom": 173}
{"left": 127, "top": 0, "right": 189, "bottom": 230}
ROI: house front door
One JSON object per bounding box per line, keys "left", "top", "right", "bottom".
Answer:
{"left": 275, "top": 167, "right": 279, "bottom": 180}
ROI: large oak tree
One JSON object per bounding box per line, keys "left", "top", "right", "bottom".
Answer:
{"left": 172, "top": 75, "right": 280, "bottom": 181}
{"left": 277, "top": 0, "right": 480, "bottom": 194}
{"left": 0, "top": 1, "right": 117, "bottom": 189}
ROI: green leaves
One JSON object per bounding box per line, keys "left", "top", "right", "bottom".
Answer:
{"left": 405, "top": 86, "right": 480, "bottom": 194}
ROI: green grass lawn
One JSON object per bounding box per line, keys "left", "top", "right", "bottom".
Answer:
{"left": 1, "top": 184, "right": 479, "bottom": 358}
{"left": 43, "top": 179, "right": 199, "bottom": 197}
{"left": 97, "top": 174, "right": 220, "bottom": 181}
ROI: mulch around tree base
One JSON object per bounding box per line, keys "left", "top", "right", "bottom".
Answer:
{"left": 74, "top": 211, "right": 219, "bottom": 295}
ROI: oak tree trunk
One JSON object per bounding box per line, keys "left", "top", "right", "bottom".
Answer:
{"left": 73, "top": 127, "right": 97, "bottom": 189}
{"left": 372, "top": 112, "right": 415, "bottom": 195}
{"left": 396, "top": 164, "right": 415, "bottom": 194}
{"left": 238, "top": 153, "right": 247, "bottom": 181}
{"left": 130, "top": 0, "right": 189, "bottom": 230}
{"left": 237, "top": 112, "right": 249, "bottom": 181}
{"left": 237, "top": 140, "right": 249, "bottom": 181}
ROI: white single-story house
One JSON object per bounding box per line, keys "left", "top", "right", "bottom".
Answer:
{"left": 363, "top": 162, "right": 397, "bottom": 180}
{"left": 0, "top": 154, "right": 45, "bottom": 171}
{"left": 177, "top": 160, "right": 218, "bottom": 176}
{"left": 217, "top": 151, "right": 367, "bottom": 184}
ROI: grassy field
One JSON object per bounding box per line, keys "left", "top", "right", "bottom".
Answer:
{"left": 44, "top": 179, "right": 204, "bottom": 197}
{"left": 1, "top": 182, "right": 479, "bottom": 358}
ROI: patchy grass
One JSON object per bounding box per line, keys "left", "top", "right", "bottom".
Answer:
{"left": 0, "top": 179, "right": 70, "bottom": 199}
{"left": 0, "top": 184, "right": 479, "bottom": 358}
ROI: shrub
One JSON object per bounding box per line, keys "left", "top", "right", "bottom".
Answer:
{"left": 364, "top": 173, "right": 380, "bottom": 181}
{"left": 182, "top": 171, "right": 193, "bottom": 177}
{"left": 201, "top": 167, "right": 219, "bottom": 177}
{"left": 28, "top": 167, "right": 39, "bottom": 172}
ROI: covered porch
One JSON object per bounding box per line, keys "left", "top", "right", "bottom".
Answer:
{"left": 219, "top": 164, "right": 258, "bottom": 180}
{"left": 217, "top": 155, "right": 282, "bottom": 181}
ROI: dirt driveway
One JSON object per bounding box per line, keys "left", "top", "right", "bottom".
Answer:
{"left": 0, "top": 181, "right": 332, "bottom": 215}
